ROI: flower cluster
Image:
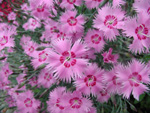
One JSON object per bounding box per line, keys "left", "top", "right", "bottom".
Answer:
{"left": 0, "top": 0, "right": 150, "bottom": 113}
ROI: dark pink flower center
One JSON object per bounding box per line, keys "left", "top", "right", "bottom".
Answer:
{"left": 100, "top": 88, "right": 107, "bottom": 96}
{"left": 56, "top": 98, "right": 65, "bottom": 110}
{"left": 31, "top": 19, "right": 37, "bottom": 26}
{"left": 60, "top": 51, "right": 76, "bottom": 68}
{"left": 50, "top": 26, "right": 58, "bottom": 33}
{"left": 112, "top": 76, "right": 121, "bottom": 85}
{"left": 91, "top": 34, "right": 101, "bottom": 44}
{"left": 28, "top": 46, "right": 34, "bottom": 52}
{"left": 69, "top": 97, "right": 82, "bottom": 109}
{"left": 135, "top": 24, "right": 148, "bottom": 40}
{"left": 38, "top": 51, "right": 48, "bottom": 62}
{"left": 57, "top": 32, "right": 66, "bottom": 40}
{"left": 4, "top": 69, "right": 9, "bottom": 76}
{"left": 37, "top": 4, "right": 45, "bottom": 12}
{"left": 67, "top": 0, "right": 76, "bottom": 4}
{"left": 67, "top": 16, "right": 77, "bottom": 26}
{"left": 84, "top": 75, "right": 97, "bottom": 87}
{"left": 44, "top": 73, "right": 52, "bottom": 81}
{"left": 31, "top": 76, "right": 38, "bottom": 84}
{"left": 128, "top": 72, "right": 142, "bottom": 87}
{"left": 147, "top": 7, "right": 150, "bottom": 15}
{"left": 0, "top": 36, "right": 8, "bottom": 46}
{"left": 24, "top": 98, "right": 33, "bottom": 107}
{"left": 104, "top": 15, "right": 117, "bottom": 29}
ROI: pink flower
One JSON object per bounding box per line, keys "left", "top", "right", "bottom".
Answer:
{"left": 116, "top": 59, "right": 150, "bottom": 100}
{"left": 0, "top": 63, "right": 13, "bottom": 83}
{"left": 85, "top": 0, "right": 104, "bottom": 9}
{"left": 30, "top": 0, "right": 50, "bottom": 20}
{"left": 41, "top": 19, "right": 59, "bottom": 41}
{"left": 0, "top": 27, "right": 15, "bottom": 50}
{"left": 104, "top": 68, "right": 122, "bottom": 94}
{"left": 31, "top": 48, "right": 51, "bottom": 69}
{"left": 64, "top": 91, "right": 93, "bottom": 113}
{"left": 113, "top": 0, "right": 125, "bottom": 7}
{"left": 85, "top": 29, "right": 105, "bottom": 52}
{"left": 60, "top": 0, "right": 82, "bottom": 10}
{"left": 93, "top": 6, "right": 125, "bottom": 41}
{"left": 48, "top": 39, "right": 88, "bottom": 82}
{"left": 23, "top": 18, "right": 41, "bottom": 31}
{"left": 123, "top": 12, "right": 150, "bottom": 54}
{"left": 16, "top": 90, "right": 40, "bottom": 113}
{"left": 8, "top": 12, "right": 16, "bottom": 21}
{"left": 102, "top": 48, "right": 119, "bottom": 63}
{"left": 60, "top": 10, "right": 85, "bottom": 33}
{"left": 74, "top": 63, "right": 104, "bottom": 96}
{"left": 47, "top": 87, "right": 69, "bottom": 113}
{"left": 97, "top": 87, "right": 110, "bottom": 103}
{"left": 38, "top": 69, "right": 56, "bottom": 88}
{"left": 22, "top": 40, "right": 39, "bottom": 57}
{"left": 133, "top": 0, "right": 150, "bottom": 16}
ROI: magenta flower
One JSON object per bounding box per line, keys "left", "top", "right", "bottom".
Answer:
{"left": 38, "top": 69, "right": 56, "bottom": 88}
{"left": 16, "top": 90, "right": 40, "bottom": 113}
{"left": 48, "top": 39, "right": 88, "bottom": 82}
{"left": 74, "top": 63, "right": 104, "bottom": 96}
{"left": 94, "top": 6, "right": 125, "bottom": 41}
{"left": 85, "top": 0, "right": 104, "bottom": 9}
{"left": 102, "top": 48, "right": 119, "bottom": 64}
{"left": 116, "top": 59, "right": 150, "bottom": 100}
{"left": 60, "top": 10, "right": 85, "bottom": 33}
{"left": 60, "top": 0, "right": 82, "bottom": 10}
{"left": 84, "top": 29, "right": 105, "bottom": 52}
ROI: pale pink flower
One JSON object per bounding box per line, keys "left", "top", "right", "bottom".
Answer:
{"left": 60, "top": 10, "right": 85, "bottom": 33}
{"left": 28, "top": 76, "right": 38, "bottom": 87}
{"left": 16, "top": 90, "right": 40, "bottom": 113}
{"left": 16, "top": 73, "right": 26, "bottom": 84}
{"left": 116, "top": 59, "right": 150, "bottom": 100}
{"left": 31, "top": 48, "right": 51, "bottom": 69}
{"left": 47, "top": 87, "right": 69, "bottom": 113}
{"left": 21, "top": 3, "right": 31, "bottom": 12}
{"left": 38, "top": 69, "right": 56, "bottom": 88}
{"left": 60, "top": 0, "right": 82, "bottom": 10}
{"left": 85, "top": 0, "right": 104, "bottom": 9}
{"left": 20, "top": 36, "right": 31, "bottom": 47}
{"left": 123, "top": 12, "right": 150, "bottom": 54}
{"left": 102, "top": 48, "right": 119, "bottom": 63}
{"left": 94, "top": 6, "right": 125, "bottom": 41}
{"left": 8, "top": 12, "right": 16, "bottom": 21}
{"left": 48, "top": 39, "right": 88, "bottom": 82}
{"left": 5, "top": 95, "right": 16, "bottom": 107}
{"left": 85, "top": 29, "right": 105, "bottom": 52}
{"left": 23, "top": 18, "right": 41, "bottom": 31}
{"left": 74, "top": 63, "right": 104, "bottom": 96}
